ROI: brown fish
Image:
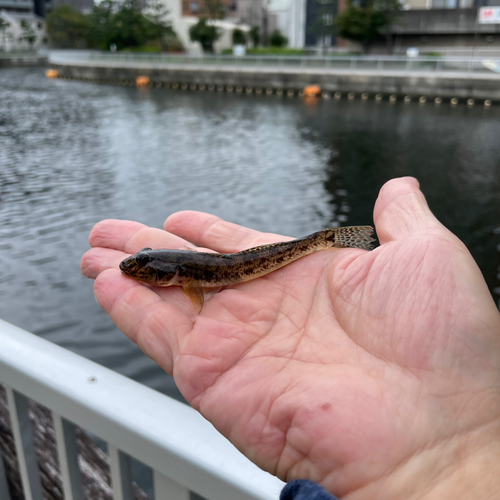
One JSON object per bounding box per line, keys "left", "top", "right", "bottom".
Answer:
{"left": 119, "top": 226, "right": 374, "bottom": 310}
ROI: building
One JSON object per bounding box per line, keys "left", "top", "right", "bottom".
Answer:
{"left": 160, "top": 0, "right": 252, "bottom": 52}
{"left": 181, "top": 0, "right": 236, "bottom": 18}
{"left": 267, "top": 0, "right": 306, "bottom": 48}
{"left": 50, "top": 0, "right": 93, "bottom": 14}
{"left": 304, "top": 0, "right": 338, "bottom": 49}
{"left": 0, "top": 9, "right": 46, "bottom": 49}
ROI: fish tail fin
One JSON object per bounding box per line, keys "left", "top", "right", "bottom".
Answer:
{"left": 330, "top": 226, "right": 375, "bottom": 250}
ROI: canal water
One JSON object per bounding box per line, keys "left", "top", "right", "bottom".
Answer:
{"left": 1, "top": 67, "right": 499, "bottom": 401}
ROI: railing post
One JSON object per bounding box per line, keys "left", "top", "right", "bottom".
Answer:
{"left": 0, "top": 452, "right": 12, "bottom": 500}
{"left": 53, "top": 412, "right": 84, "bottom": 500}
{"left": 154, "top": 470, "right": 190, "bottom": 500}
{"left": 109, "top": 445, "right": 135, "bottom": 500}
{"left": 5, "top": 387, "right": 43, "bottom": 500}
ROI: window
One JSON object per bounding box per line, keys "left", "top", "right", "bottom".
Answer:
{"left": 190, "top": 1, "right": 199, "bottom": 12}
{"left": 430, "top": 0, "right": 457, "bottom": 8}
{"left": 322, "top": 13, "right": 333, "bottom": 25}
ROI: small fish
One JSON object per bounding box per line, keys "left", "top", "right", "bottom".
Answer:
{"left": 119, "top": 226, "right": 374, "bottom": 310}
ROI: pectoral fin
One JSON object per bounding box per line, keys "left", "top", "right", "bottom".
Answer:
{"left": 182, "top": 283, "right": 205, "bottom": 312}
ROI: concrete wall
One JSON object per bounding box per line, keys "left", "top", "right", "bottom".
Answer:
{"left": 393, "top": 7, "right": 500, "bottom": 34}
{"left": 50, "top": 61, "right": 500, "bottom": 99}
{"left": 0, "top": 54, "right": 47, "bottom": 66}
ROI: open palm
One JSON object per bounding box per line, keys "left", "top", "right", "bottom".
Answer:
{"left": 81, "top": 177, "right": 500, "bottom": 500}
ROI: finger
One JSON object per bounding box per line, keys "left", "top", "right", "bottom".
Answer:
{"left": 89, "top": 219, "right": 189, "bottom": 253}
{"left": 94, "top": 269, "right": 193, "bottom": 373}
{"left": 164, "top": 211, "right": 292, "bottom": 253}
{"left": 81, "top": 247, "right": 128, "bottom": 279}
{"left": 373, "top": 177, "right": 444, "bottom": 245}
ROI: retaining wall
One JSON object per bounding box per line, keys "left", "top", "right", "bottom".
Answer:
{"left": 51, "top": 62, "right": 500, "bottom": 100}
{"left": 0, "top": 56, "right": 48, "bottom": 68}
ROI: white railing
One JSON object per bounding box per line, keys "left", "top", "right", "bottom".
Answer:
{"left": 0, "top": 319, "right": 284, "bottom": 500}
{"left": 64, "top": 52, "right": 500, "bottom": 75}
{"left": 396, "top": 46, "right": 500, "bottom": 58}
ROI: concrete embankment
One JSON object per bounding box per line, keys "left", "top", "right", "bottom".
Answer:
{"left": 0, "top": 55, "right": 47, "bottom": 68}
{"left": 50, "top": 59, "right": 500, "bottom": 101}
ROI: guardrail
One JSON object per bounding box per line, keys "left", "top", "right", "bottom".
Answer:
{"left": 77, "top": 52, "right": 500, "bottom": 75}
{"left": 0, "top": 319, "right": 284, "bottom": 500}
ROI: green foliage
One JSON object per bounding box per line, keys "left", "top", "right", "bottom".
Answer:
{"left": 232, "top": 28, "right": 246, "bottom": 46}
{"left": 336, "top": 0, "right": 401, "bottom": 53}
{"left": 46, "top": 5, "right": 89, "bottom": 48}
{"left": 107, "top": 0, "right": 154, "bottom": 50}
{"left": 269, "top": 29, "right": 287, "bottom": 48}
{"left": 47, "top": 0, "right": 178, "bottom": 51}
{"left": 20, "top": 19, "right": 37, "bottom": 47}
{"left": 86, "top": 0, "right": 115, "bottom": 50}
{"left": 143, "top": 0, "right": 174, "bottom": 51}
{"left": 189, "top": 18, "right": 219, "bottom": 53}
{"left": 249, "top": 26, "right": 260, "bottom": 46}
{"left": 247, "top": 47, "right": 305, "bottom": 55}
{"left": 0, "top": 17, "right": 10, "bottom": 32}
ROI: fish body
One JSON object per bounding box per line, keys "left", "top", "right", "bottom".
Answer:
{"left": 119, "top": 226, "right": 374, "bottom": 309}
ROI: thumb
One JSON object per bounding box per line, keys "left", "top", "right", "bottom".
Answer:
{"left": 374, "top": 177, "right": 444, "bottom": 245}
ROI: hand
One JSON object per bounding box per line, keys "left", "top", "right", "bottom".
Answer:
{"left": 81, "top": 177, "right": 500, "bottom": 500}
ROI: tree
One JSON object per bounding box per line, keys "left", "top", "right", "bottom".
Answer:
{"left": 336, "top": 0, "right": 401, "bottom": 54}
{"left": 249, "top": 26, "right": 260, "bottom": 47}
{"left": 20, "top": 19, "right": 37, "bottom": 48}
{"left": 0, "top": 17, "right": 10, "bottom": 51}
{"left": 189, "top": 17, "right": 219, "bottom": 53}
{"left": 232, "top": 28, "right": 246, "bottom": 46}
{"left": 269, "top": 29, "right": 287, "bottom": 48}
{"left": 86, "top": 0, "right": 116, "bottom": 50}
{"left": 46, "top": 5, "right": 89, "bottom": 48}
{"left": 108, "top": 0, "right": 154, "bottom": 50}
{"left": 144, "top": 0, "right": 174, "bottom": 51}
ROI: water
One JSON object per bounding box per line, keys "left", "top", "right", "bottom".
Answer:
{"left": 1, "top": 67, "right": 499, "bottom": 401}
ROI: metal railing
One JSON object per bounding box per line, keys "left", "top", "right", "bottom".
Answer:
{"left": 68, "top": 52, "right": 500, "bottom": 75}
{"left": 0, "top": 319, "right": 284, "bottom": 500}
{"left": 396, "top": 46, "right": 500, "bottom": 58}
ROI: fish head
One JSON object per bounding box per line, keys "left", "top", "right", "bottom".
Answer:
{"left": 119, "top": 248, "right": 178, "bottom": 286}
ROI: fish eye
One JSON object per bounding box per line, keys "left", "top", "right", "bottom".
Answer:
{"left": 135, "top": 253, "right": 150, "bottom": 267}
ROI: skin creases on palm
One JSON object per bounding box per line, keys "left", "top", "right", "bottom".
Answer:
{"left": 81, "top": 177, "right": 500, "bottom": 499}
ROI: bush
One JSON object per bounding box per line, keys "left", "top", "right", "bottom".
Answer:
{"left": 249, "top": 26, "right": 259, "bottom": 46}
{"left": 232, "top": 28, "right": 246, "bottom": 46}
{"left": 189, "top": 17, "right": 219, "bottom": 53}
{"left": 46, "top": 5, "right": 89, "bottom": 48}
{"left": 269, "top": 29, "right": 288, "bottom": 48}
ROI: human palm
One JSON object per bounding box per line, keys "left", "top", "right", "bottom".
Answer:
{"left": 81, "top": 177, "right": 500, "bottom": 500}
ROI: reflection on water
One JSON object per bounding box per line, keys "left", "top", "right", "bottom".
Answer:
{"left": 1, "top": 68, "right": 499, "bottom": 400}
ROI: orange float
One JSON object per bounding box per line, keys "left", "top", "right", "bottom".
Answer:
{"left": 136, "top": 76, "right": 151, "bottom": 88}
{"left": 45, "top": 69, "right": 59, "bottom": 79}
{"left": 303, "top": 85, "right": 321, "bottom": 97}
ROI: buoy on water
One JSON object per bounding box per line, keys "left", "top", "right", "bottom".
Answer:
{"left": 136, "top": 76, "right": 151, "bottom": 88}
{"left": 303, "top": 85, "right": 321, "bottom": 97}
{"left": 46, "top": 69, "right": 59, "bottom": 79}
